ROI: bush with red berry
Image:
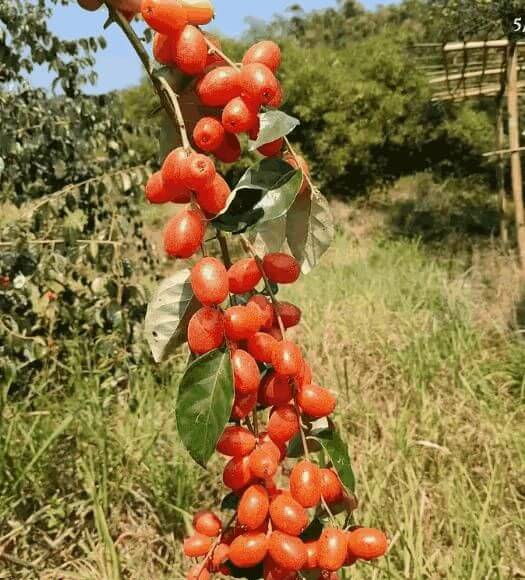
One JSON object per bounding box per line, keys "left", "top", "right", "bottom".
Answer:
{"left": 81, "top": 0, "right": 389, "bottom": 577}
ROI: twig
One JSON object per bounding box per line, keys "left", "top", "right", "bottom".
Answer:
{"left": 203, "top": 37, "right": 240, "bottom": 70}
{"left": 216, "top": 231, "right": 233, "bottom": 269}
{"left": 194, "top": 512, "right": 237, "bottom": 578}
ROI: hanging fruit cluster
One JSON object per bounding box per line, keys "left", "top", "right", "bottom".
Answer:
{"left": 78, "top": 0, "right": 389, "bottom": 577}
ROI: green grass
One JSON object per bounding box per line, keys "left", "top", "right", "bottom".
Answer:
{"left": 1, "top": 215, "right": 524, "bottom": 579}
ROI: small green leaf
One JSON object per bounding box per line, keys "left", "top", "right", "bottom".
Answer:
{"left": 313, "top": 428, "right": 356, "bottom": 493}
{"left": 249, "top": 110, "right": 300, "bottom": 151}
{"left": 212, "top": 158, "right": 302, "bottom": 233}
{"left": 286, "top": 187, "right": 334, "bottom": 275}
{"left": 300, "top": 518, "right": 324, "bottom": 541}
{"left": 221, "top": 492, "right": 240, "bottom": 511}
{"left": 144, "top": 269, "right": 200, "bottom": 363}
{"left": 176, "top": 349, "right": 234, "bottom": 467}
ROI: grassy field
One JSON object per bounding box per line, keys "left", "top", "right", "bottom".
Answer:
{"left": 1, "top": 200, "right": 524, "bottom": 579}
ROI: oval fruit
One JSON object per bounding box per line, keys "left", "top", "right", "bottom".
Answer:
{"left": 164, "top": 209, "right": 205, "bottom": 258}
{"left": 222, "top": 455, "right": 254, "bottom": 491}
{"left": 232, "top": 349, "right": 260, "bottom": 395}
{"left": 193, "top": 510, "right": 221, "bottom": 537}
{"left": 247, "top": 332, "right": 278, "bottom": 364}
{"left": 183, "top": 532, "right": 213, "bottom": 557}
{"left": 141, "top": 0, "right": 186, "bottom": 34}
{"left": 238, "top": 484, "right": 269, "bottom": 530}
{"left": 262, "top": 253, "right": 300, "bottom": 284}
{"left": 187, "top": 307, "right": 224, "bottom": 354}
{"left": 190, "top": 257, "right": 228, "bottom": 306}
{"left": 242, "top": 41, "right": 281, "bottom": 73}
{"left": 297, "top": 384, "right": 336, "bottom": 418}
{"left": 347, "top": 527, "right": 388, "bottom": 561}
{"left": 228, "top": 259, "right": 262, "bottom": 294}
{"left": 267, "top": 405, "right": 299, "bottom": 444}
{"left": 320, "top": 469, "right": 344, "bottom": 504}
{"left": 224, "top": 305, "right": 261, "bottom": 341}
{"left": 272, "top": 341, "right": 302, "bottom": 377}
{"left": 269, "top": 492, "right": 308, "bottom": 536}
{"left": 268, "top": 531, "right": 306, "bottom": 571}
{"left": 229, "top": 532, "right": 268, "bottom": 568}
{"left": 172, "top": 24, "right": 208, "bottom": 75}
{"left": 317, "top": 528, "right": 348, "bottom": 571}
{"left": 182, "top": 0, "right": 214, "bottom": 24}
{"left": 217, "top": 426, "right": 256, "bottom": 457}
{"left": 289, "top": 460, "right": 322, "bottom": 508}
{"left": 197, "top": 66, "right": 241, "bottom": 107}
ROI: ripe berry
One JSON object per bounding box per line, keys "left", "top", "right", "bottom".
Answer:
{"left": 259, "top": 373, "right": 293, "bottom": 407}
{"left": 320, "top": 469, "right": 344, "bottom": 504}
{"left": 191, "top": 257, "right": 228, "bottom": 306}
{"left": 290, "top": 460, "right": 322, "bottom": 508}
{"left": 164, "top": 209, "right": 204, "bottom": 258}
{"left": 295, "top": 359, "right": 312, "bottom": 387}
{"left": 187, "top": 307, "right": 224, "bottom": 354}
{"left": 268, "top": 83, "right": 283, "bottom": 108}
{"left": 304, "top": 541, "right": 319, "bottom": 569}
{"left": 258, "top": 432, "right": 287, "bottom": 463}
{"left": 182, "top": 152, "right": 216, "bottom": 190}
{"left": 347, "top": 528, "right": 388, "bottom": 561}
{"left": 228, "top": 259, "right": 262, "bottom": 294}
{"left": 193, "top": 510, "right": 221, "bottom": 537}
{"left": 172, "top": 24, "right": 208, "bottom": 75}
{"left": 187, "top": 564, "right": 210, "bottom": 580}
{"left": 213, "top": 132, "right": 241, "bottom": 163}
{"left": 268, "top": 531, "right": 307, "bottom": 571}
{"left": 317, "top": 528, "right": 348, "bottom": 571}
{"left": 263, "top": 557, "right": 298, "bottom": 580}
{"left": 183, "top": 0, "right": 214, "bottom": 25}
{"left": 223, "top": 455, "right": 254, "bottom": 491}
{"left": 275, "top": 302, "right": 301, "bottom": 329}
{"left": 203, "top": 32, "right": 224, "bottom": 67}
{"left": 217, "top": 426, "right": 256, "bottom": 457}
{"left": 263, "top": 253, "right": 300, "bottom": 284}
{"left": 78, "top": 0, "right": 103, "bottom": 12}
{"left": 195, "top": 173, "right": 231, "bottom": 216}
{"left": 161, "top": 147, "right": 192, "bottom": 202}
{"left": 183, "top": 532, "right": 213, "bottom": 557}
{"left": 297, "top": 384, "right": 336, "bottom": 418}
{"left": 238, "top": 484, "right": 269, "bottom": 530}
{"left": 231, "top": 391, "right": 258, "bottom": 420}
{"left": 248, "top": 295, "right": 274, "bottom": 329}
{"left": 141, "top": 0, "right": 186, "bottom": 34}
{"left": 248, "top": 116, "right": 260, "bottom": 141}
{"left": 249, "top": 445, "right": 278, "bottom": 479}
{"left": 242, "top": 41, "right": 282, "bottom": 73}
{"left": 145, "top": 171, "right": 172, "bottom": 204}
{"left": 224, "top": 305, "right": 261, "bottom": 341}
{"left": 197, "top": 66, "right": 241, "bottom": 107}
{"left": 222, "top": 97, "right": 259, "bottom": 134}
{"left": 211, "top": 543, "right": 230, "bottom": 568}
{"left": 267, "top": 405, "right": 299, "bottom": 444}
{"left": 272, "top": 341, "right": 302, "bottom": 377}
{"left": 240, "top": 63, "right": 280, "bottom": 106}
{"left": 153, "top": 32, "right": 172, "bottom": 65}
{"left": 269, "top": 492, "right": 308, "bottom": 536}
{"left": 193, "top": 117, "right": 225, "bottom": 152}
{"left": 232, "top": 349, "right": 260, "bottom": 395}
{"left": 284, "top": 152, "right": 309, "bottom": 194}
{"left": 258, "top": 138, "right": 283, "bottom": 157}
{"left": 229, "top": 532, "right": 268, "bottom": 568}
{"left": 247, "top": 332, "right": 278, "bottom": 364}
{"left": 266, "top": 325, "right": 284, "bottom": 341}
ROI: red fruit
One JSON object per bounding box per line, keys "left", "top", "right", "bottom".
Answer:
{"left": 304, "top": 541, "right": 319, "bottom": 569}
{"left": 284, "top": 152, "right": 309, "bottom": 194}
{"left": 183, "top": 0, "right": 214, "bottom": 25}
{"left": 232, "top": 349, "right": 260, "bottom": 395}
{"left": 195, "top": 173, "right": 230, "bottom": 216}
{"left": 268, "top": 83, "right": 283, "bottom": 108}
{"left": 269, "top": 493, "right": 308, "bottom": 536}
{"left": 141, "top": 0, "right": 186, "bottom": 34}
{"left": 240, "top": 63, "right": 280, "bottom": 106}
{"left": 212, "top": 543, "right": 230, "bottom": 568}
{"left": 231, "top": 391, "right": 258, "bottom": 420}
{"left": 297, "top": 384, "right": 336, "bottom": 418}
{"left": 347, "top": 528, "right": 388, "bottom": 561}
{"left": 242, "top": 41, "right": 282, "bottom": 73}
{"left": 267, "top": 405, "right": 299, "bottom": 444}
{"left": 229, "top": 532, "right": 268, "bottom": 568}
{"left": 191, "top": 257, "right": 229, "bottom": 306}
{"left": 193, "top": 510, "right": 221, "bottom": 537}
{"left": 267, "top": 325, "right": 284, "bottom": 341}
{"left": 213, "top": 132, "right": 241, "bottom": 163}
{"left": 182, "top": 152, "right": 216, "bottom": 190}
{"left": 238, "top": 484, "right": 269, "bottom": 530}
{"left": 145, "top": 171, "right": 172, "bottom": 204}
{"left": 248, "top": 116, "right": 261, "bottom": 141}
{"left": 197, "top": 66, "right": 241, "bottom": 107}
{"left": 317, "top": 528, "right": 347, "bottom": 571}
{"left": 268, "top": 531, "right": 306, "bottom": 571}
{"left": 223, "top": 455, "right": 254, "bottom": 491}
{"left": 161, "top": 147, "right": 192, "bottom": 202}
{"left": 183, "top": 532, "right": 213, "bottom": 557}
{"left": 263, "top": 557, "right": 297, "bottom": 580}
{"left": 78, "top": 0, "right": 103, "bottom": 12}
{"left": 263, "top": 253, "right": 300, "bottom": 284}
{"left": 164, "top": 209, "right": 205, "bottom": 258}
{"left": 187, "top": 307, "right": 224, "bottom": 354}
{"left": 222, "top": 97, "right": 259, "bottom": 134}
{"left": 258, "top": 138, "right": 283, "bottom": 157}
{"left": 193, "top": 117, "right": 225, "bottom": 152}
{"left": 228, "top": 259, "right": 262, "bottom": 294}
{"left": 259, "top": 373, "right": 293, "bottom": 407}
{"left": 172, "top": 24, "right": 208, "bottom": 75}
{"left": 272, "top": 341, "right": 302, "bottom": 377}
{"left": 248, "top": 295, "right": 274, "bottom": 329}
{"left": 203, "top": 32, "right": 223, "bottom": 66}
{"left": 224, "top": 305, "right": 261, "bottom": 341}
{"left": 275, "top": 302, "right": 301, "bottom": 329}
{"left": 320, "top": 469, "right": 344, "bottom": 504}
{"left": 247, "top": 332, "right": 278, "bottom": 364}
{"left": 249, "top": 445, "right": 278, "bottom": 479}
{"left": 187, "top": 564, "right": 210, "bottom": 580}
{"left": 295, "top": 360, "right": 312, "bottom": 387}
{"left": 153, "top": 32, "right": 172, "bottom": 64}
{"left": 290, "top": 461, "right": 322, "bottom": 508}
{"left": 217, "top": 426, "right": 256, "bottom": 457}
{"left": 258, "top": 432, "right": 287, "bottom": 463}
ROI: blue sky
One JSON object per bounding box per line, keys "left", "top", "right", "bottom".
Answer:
{"left": 32, "top": 0, "right": 394, "bottom": 93}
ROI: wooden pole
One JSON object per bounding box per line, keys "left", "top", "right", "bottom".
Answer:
{"left": 496, "top": 93, "right": 509, "bottom": 245}
{"left": 506, "top": 42, "right": 525, "bottom": 273}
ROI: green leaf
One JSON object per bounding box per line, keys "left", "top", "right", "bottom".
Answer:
{"left": 176, "top": 349, "right": 234, "bottom": 467}
{"left": 313, "top": 428, "right": 356, "bottom": 493}
{"left": 300, "top": 518, "right": 324, "bottom": 541}
{"left": 212, "top": 158, "right": 302, "bottom": 233}
{"left": 249, "top": 215, "right": 287, "bottom": 256}
{"left": 221, "top": 492, "right": 240, "bottom": 511}
{"left": 248, "top": 110, "right": 300, "bottom": 151}
{"left": 286, "top": 187, "right": 334, "bottom": 275}
{"left": 144, "top": 269, "right": 200, "bottom": 363}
